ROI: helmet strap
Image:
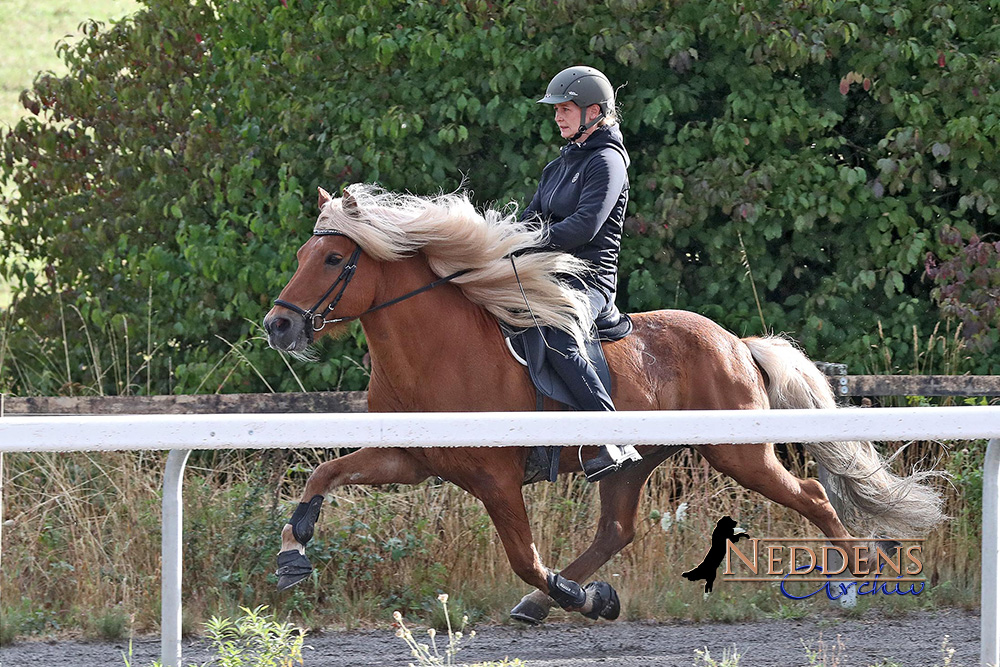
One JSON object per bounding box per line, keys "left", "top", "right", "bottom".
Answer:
{"left": 570, "top": 108, "right": 606, "bottom": 143}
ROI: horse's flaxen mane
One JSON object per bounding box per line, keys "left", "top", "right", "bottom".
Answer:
{"left": 314, "top": 184, "right": 595, "bottom": 347}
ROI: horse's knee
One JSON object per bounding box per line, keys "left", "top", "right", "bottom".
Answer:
{"left": 303, "top": 461, "right": 339, "bottom": 494}
{"left": 302, "top": 460, "right": 366, "bottom": 495}
{"left": 800, "top": 477, "right": 827, "bottom": 500}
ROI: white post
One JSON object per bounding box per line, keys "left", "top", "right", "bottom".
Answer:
{"left": 161, "top": 449, "right": 191, "bottom": 667}
{"left": 0, "top": 450, "right": 4, "bottom": 576}
{"left": 1, "top": 394, "right": 6, "bottom": 575}
{"left": 983, "top": 438, "right": 999, "bottom": 667}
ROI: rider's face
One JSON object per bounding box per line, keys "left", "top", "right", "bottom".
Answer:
{"left": 553, "top": 102, "right": 600, "bottom": 141}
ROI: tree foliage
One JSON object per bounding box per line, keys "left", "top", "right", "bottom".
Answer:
{"left": 2, "top": 0, "right": 998, "bottom": 395}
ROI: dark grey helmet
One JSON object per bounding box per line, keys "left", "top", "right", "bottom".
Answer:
{"left": 537, "top": 66, "right": 615, "bottom": 115}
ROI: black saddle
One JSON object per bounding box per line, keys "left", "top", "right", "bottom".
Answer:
{"left": 501, "top": 305, "right": 633, "bottom": 484}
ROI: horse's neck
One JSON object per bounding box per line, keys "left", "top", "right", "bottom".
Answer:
{"left": 361, "top": 255, "right": 525, "bottom": 411}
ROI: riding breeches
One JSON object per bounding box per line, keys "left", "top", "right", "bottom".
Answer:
{"left": 541, "top": 284, "right": 615, "bottom": 412}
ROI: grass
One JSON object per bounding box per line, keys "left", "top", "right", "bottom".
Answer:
{"left": 0, "top": 300, "right": 987, "bottom": 645}
{"left": 0, "top": 438, "right": 982, "bottom": 643}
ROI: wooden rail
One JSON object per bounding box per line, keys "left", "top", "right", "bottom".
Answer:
{"left": 2, "top": 375, "right": 998, "bottom": 416}
{"left": 1, "top": 391, "right": 369, "bottom": 415}
{"left": 845, "top": 375, "right": 1000, "bottom": 397}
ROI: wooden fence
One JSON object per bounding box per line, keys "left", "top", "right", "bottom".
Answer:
{"left": 2, "top": 374, "right": 999, "bottom": 415}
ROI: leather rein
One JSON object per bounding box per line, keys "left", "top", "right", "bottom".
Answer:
{"left": 274, "top": 231, "right": 470, "bottom": 333}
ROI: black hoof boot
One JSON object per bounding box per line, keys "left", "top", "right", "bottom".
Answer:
{"left": 582, "top": 581, "right": 621, "bottom": 621}
{"left": 582, "top": 445, "right": 642, "bottom": 482}
{"left": 510, "top": 597, "right": 550, "bottom": 625}
{"left": 276, "top": 550, "right": 313, "bottom": 591}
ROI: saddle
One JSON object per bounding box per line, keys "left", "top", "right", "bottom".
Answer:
{"left": 501, "top": 304, "right": 633, "bottom": 484}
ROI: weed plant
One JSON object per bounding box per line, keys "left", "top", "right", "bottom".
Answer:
{"left": 120, "top": 604, "right": 305, "bottom": 667}
{"left": 693, "top": 645, "right": 743, "bottom": 666}
{"left": 863, "top": 321, "right": 981, "bottom": 400}
{"left": 394, "top": 594, "right": 472, "bottom": 666}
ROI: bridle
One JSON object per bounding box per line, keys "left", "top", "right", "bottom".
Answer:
{"left": 273, "top": 231, "right": 470, "bottom": 334}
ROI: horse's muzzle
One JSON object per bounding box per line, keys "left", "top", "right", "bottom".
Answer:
{"left": 263, "top": 311, "right": 309, "bottom": 351}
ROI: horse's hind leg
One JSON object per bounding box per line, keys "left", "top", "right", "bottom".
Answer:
{"left": 512, "top": 446, "right": 681, "bottom": 624}
{"left": 696, "top": 442, "right": 858, "bottom": 566}
{"left": 276, "top": 447, "right": 430, "bottom": 590}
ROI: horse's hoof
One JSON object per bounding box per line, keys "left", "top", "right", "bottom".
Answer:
{"left": 582, "top": 581, "right": 620, "bottom": 621}
{"left": 275, "top": 550, "right": 313, "bottom": 591}
{"left": 509, "top": 597, "right": 549, "bottom": 625}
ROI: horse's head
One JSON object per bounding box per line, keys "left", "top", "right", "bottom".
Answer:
{"left": 263, "top": 187, "right": 378, "bottom": 353}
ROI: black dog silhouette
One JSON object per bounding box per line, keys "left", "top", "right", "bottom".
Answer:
{"left": 682, "top": 516, "right": 750, "bottom": 593}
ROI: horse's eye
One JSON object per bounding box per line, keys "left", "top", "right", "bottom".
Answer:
{"left": 325, "top": 253, "right": 342, "bottom": 266}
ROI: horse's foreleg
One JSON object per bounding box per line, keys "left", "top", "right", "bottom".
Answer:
{"left": 276, "top": 447, "right": 430, "bottom": 590}
{"left": 465, "top": 464, "right": 600, "bottom": 620}
{"left": 512, "top": 446, "right": 680, "bottom": 624}
{"left": 475, "top": 483, "right": 549, "bottom": 592}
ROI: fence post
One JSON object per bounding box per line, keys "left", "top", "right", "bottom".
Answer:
{"left": 1, "top": 394, "right": 6, "bottom": 576}
{"left": 162, "top": 449, "right": 192, "bottom": 667}
{"left": 0, "top": 450, "right": 4, "bottom": 576}
{"left": 814, "top": 363, "right": 857, "bottom": 608}
{"left": 983, "top": 437, "right": 999, "bottom": 667}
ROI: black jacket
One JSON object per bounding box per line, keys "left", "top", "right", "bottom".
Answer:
{"left": 520, "top": 124, "right": 630, "bottom": 296}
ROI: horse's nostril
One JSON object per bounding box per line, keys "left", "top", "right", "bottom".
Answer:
{"left": 274, "top": 317, "right": 291, "bottom": 333}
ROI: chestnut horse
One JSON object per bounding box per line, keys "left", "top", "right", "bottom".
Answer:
{"left": 263, "top": 184, "right": 943, "bottom": 623}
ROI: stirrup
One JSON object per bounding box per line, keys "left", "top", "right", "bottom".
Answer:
{"left": 581, "top": 445, "right": 641, "bottom": 482}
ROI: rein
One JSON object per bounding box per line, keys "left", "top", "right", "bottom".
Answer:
{"left": 274, "top": 231, "right": 470, "bottom": 333}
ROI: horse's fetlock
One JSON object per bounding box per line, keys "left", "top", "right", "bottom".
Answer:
{"left": 582, "top": 581, "right": 621, "bottom": 621}
{"left": 546, "top": 571, "right": 586, "bottom": 609}
{"left": 289, "top": 494, "right": 324, "bottom": 545}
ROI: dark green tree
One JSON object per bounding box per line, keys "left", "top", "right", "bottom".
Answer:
{"left": 2, "top": 0, "right": 998, "bottom": 396}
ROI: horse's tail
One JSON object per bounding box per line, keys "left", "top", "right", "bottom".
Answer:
{"left": 742, "top": 335, "right": 946, "bottom": 537}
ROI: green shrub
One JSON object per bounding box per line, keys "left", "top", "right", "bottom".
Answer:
{"left": 91, "top": 605, "right": 130, "bottom": 641}
{"left": 121, "top": 605, "right": 305, "bottom": 667}
{"left": 2, "top": 0, "right": 999, "bottom": 396}
{"left": 0, "top": 607, "right": 22, "bottom": 646}
{"left": 202, "top": 605, "right": 306, "bottom": 667}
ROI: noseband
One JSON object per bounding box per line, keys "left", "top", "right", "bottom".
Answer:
{"left": 274, "top": 231, "right": 470, "bottom": 334}
{"left": 274, "top": 231, "right": 363, "bottom": 332}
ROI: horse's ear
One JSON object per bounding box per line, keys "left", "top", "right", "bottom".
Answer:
{"left": 318, "top": 187, "right": 332, "bottom": 210}
{"left": 342, "top": 186, "right": 360, "bottom": 217}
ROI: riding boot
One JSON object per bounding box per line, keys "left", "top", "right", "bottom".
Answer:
{"left": 542, "top": 325, "right": 643, "bottom": 482}
{"left": 582, "top": 444, "right": 642, "bottom": 482}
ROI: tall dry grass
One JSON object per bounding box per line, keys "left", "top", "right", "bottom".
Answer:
{"left": 0, "top": 436, "right": 983, "bottom": 641}
{"left": 0, "top": 320, "right": 987, "bottom": 640}
{"left": 866, "top": 320, "right": 974, "bottom": 385}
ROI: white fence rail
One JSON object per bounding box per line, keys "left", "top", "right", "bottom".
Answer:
{"left": 1, "top": 407, "right": 998, "bottom": 667}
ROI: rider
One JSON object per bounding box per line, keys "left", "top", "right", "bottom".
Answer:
{"left": 520, "top": 65, "right": 642, "bottom": 482}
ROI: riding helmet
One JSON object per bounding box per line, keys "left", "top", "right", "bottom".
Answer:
{"left": 537, "top": 66, "right": 615, "bottom": 115}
